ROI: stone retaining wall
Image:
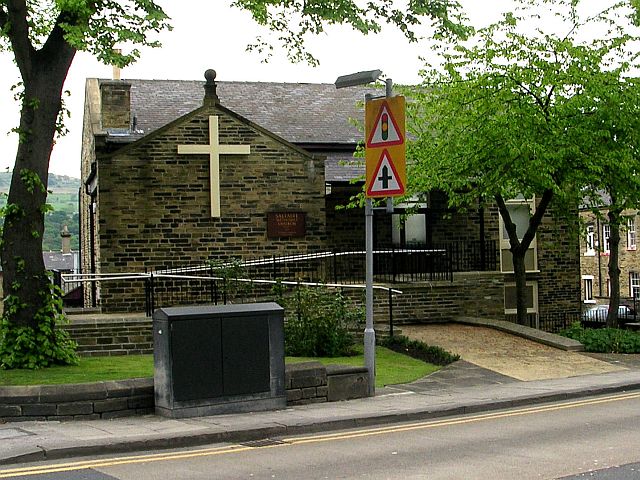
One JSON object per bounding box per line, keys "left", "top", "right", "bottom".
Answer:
{"left": 0, "top": 378, "right": 154, "bottom": 422}
{"left": 0, "top": 363, "right": 369, "bottom": 422}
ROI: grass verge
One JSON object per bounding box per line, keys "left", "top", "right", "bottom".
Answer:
{"left": 287, "top": 345, "right": 439, "bottom": 388}
{"left": 0, "top": 346, "right": 439, "bottom": 388}
{"left": 0, "top": 355, "right": 155, "bottom": 386}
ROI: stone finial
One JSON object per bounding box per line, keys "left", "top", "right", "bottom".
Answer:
{"left": 204, "top": 69, "right": 219, "bottom": 106}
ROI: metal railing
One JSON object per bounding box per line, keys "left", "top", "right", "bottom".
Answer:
{"left": 505, "top": 312, "right": 582, "bottom": 333}
{"left": 59, "top": 241, "right": 499, "bottom": 328}
{"left": 61, "top": 270, "right": 402, "bottom": 333}
{"left": 153, "top": 248, "right": 455, "bottom": 285}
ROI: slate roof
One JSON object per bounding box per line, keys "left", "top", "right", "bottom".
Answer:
{"left": 97, "top": 78, "right": 384, "bottom": 182}
{"left": 580, "top": 189, "right": 612, "bottom": 210}
{"left": 110, "top": 79, "right": 380, "bottom": 145}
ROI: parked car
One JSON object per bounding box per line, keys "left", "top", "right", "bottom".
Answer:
{"left": 582, "top": 304, "right": 637, "bottom": 326}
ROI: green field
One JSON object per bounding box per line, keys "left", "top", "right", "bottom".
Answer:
{"left": 0, "top": 172, "right": 80, "bottom": 251}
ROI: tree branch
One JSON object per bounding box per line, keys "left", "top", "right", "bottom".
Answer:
{"left": 521, "top": 188, "right": 553, "bottom": 250}
{"left": 6, "top": 0, "right": 35, "bottom": 77}
{"left": 495, "top": 193, "right": 521, "bottom": 251}
{"left": 37, "top": 11, "right": 78, "bottom": 69}
{"left": 510, "top": 76, "right": 547, "bottom": 112}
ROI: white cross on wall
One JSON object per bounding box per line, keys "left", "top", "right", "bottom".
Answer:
{"left": 177, "top": 115, "right": 251, "bottom": 217}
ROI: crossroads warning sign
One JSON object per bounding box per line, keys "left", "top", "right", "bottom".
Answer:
{"left": 365, "top": 96, "right": 406, "bottom": 198}
{"left": 366, "top": 150, "right": 405, "bottom": 197}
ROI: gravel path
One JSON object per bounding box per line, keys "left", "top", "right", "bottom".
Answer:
{"left": 402, "top": 323, "right": 625, "bottom": 381}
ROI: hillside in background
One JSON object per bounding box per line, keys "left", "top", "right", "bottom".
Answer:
{"left": 0, "top": 172, "right": 80, "bottom": 251}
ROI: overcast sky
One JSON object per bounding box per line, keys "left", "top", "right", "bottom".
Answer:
{"left": 0, "top": 0, "right": 607, "bottom": 178}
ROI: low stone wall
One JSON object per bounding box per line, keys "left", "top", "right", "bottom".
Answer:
{"left": 0, "top": 378, "right": 154, "bottom": 422}
{"left": 0, "top": 362, "right": 369, "bottom": 422}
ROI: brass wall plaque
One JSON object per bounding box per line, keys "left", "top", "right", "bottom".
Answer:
{"left": 267, "top": 212, "right": 306, "bottom": 238}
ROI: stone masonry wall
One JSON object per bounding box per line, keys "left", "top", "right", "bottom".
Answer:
{"left": 96, "top": 107, "right": 326, "bottom": 312}
{"left": 535, "top": 201, "right": 582, "bottom": 322}
{"left": 362, "top": 272, "right": 505, "bottom": 327}
{"left": 65, "top": 316, "right": 153, "bottom": 357}
{"left": 80, "top": 79, "right": 101, "bottom": 308}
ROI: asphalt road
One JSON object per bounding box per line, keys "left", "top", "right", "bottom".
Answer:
{"left": 3, "top": 392, "right": 640, "bottom": 480}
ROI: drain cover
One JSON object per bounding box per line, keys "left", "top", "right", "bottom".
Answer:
{"left": 240, "top": 438, "right": 289, "bottom": 448}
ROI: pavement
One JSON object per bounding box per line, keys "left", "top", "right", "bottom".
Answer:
{"left": 2, "top": 319, "right": 640, "bottom": 466}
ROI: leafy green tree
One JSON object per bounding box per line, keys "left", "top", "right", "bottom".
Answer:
{"left": 580, "top": 77, "right": 640, "bottom": 327}
{"left": 0, "top": 0, "right": 466, "bottom": 368}
{"left": 406, "top": 0, "right": 640, "bottom": 325}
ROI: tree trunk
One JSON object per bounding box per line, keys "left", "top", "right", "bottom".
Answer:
{"left": 1, "top": 43, "right": 76, "bottom": 328}
{"left": 606, "top": 207, "right": 623, "bottom": 328}
{"left": 511, "top": 247, "right": 529, "bottom": 325}
{"left": 495, "top": 190, "right": 554, "bottom": 328}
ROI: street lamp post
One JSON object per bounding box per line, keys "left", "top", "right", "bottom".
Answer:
{"left": 335, "top": 70, "right": 393, "bottom": 396}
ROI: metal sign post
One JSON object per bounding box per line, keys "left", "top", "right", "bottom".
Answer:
{"left": 335, "top": 70, "right": 405, "bottom": 398}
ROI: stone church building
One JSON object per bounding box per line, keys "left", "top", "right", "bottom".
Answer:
{"left": 80, "top": 70, "right": 581, "bottom": 330}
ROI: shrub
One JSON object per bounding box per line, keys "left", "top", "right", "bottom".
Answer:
{"left": 559, "top": 322, "right": 640, "bottom": 353}
{"left": 0, "top": 284, "right": 78, "bottom": 369}
{"left": 276, "top": 285, "right": 362, "bottom": 357}
{"left": 380, "top": 335, "right": 460, "bottom": 365}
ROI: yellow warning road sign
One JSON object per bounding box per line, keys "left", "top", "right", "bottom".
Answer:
{"left": 366, "top": 149, "right": 405, "bottom": 197}
{"left": 365, "top": 96, "right": 406, "bottom": 198}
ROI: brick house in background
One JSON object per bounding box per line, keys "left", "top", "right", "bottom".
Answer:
{"left": 579, "top": 198, "right": 640, "bottom": 307}
{"left": 79, "top": 70, "right": 581, "bottom": 330}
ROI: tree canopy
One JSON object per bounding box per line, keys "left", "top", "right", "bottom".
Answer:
{"left": 406, "top": 0, "right": 640, "bottom": 324}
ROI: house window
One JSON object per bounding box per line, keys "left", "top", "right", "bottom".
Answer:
{"left": 504, "top": 281, "right": 538, "bottom": 314}
{"left": 392, "top": 214, "right": 427, "bottom": 246}
{"left": 585, "top": 224, "right": 595, "bottom": 255}
{"left": 582, "top": 276, "right": 595, "bottom": 303}
{"left": 631, "top": 272, "right": 640, "bottom": 299}
{"left": 627, "top": 217, "right": 637, "bottom": 250}
{"left": 499, "top": 198, "right": 537, "bottom": 273}
{"left": 603, "top": 224, "right": 611, "bottom": 254}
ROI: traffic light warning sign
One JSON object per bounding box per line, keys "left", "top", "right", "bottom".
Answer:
{"left": 366, "top": 102, "right": 404, "bottom": 148}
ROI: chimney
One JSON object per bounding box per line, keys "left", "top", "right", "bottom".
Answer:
{"left": 112, "top": 49, "right": 122, "bottom": 80}
{"left": 61, "top": 225, "right": 72, "bottom": 254}
{"left": 100, "top": 80, "right": 131, "bottom": 130}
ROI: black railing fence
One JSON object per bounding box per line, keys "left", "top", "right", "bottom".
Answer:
{"left": 59, "top": 241, "right": 499, "bottom": 323}
{"left": 214, "top": 248, "right": 456, "bottom": 285}
{"left": 505, "top": 312, "right": 582, "bottom": 333}
{"left": 51, "top": 269, "right": 85, "bottom": 308}
{"left": 444, "top": 240, "right": 499, "bottom": 273}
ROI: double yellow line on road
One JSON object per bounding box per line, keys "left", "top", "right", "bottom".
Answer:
{"left": 2, "top": 391, "right": 640, "bottom": 478}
